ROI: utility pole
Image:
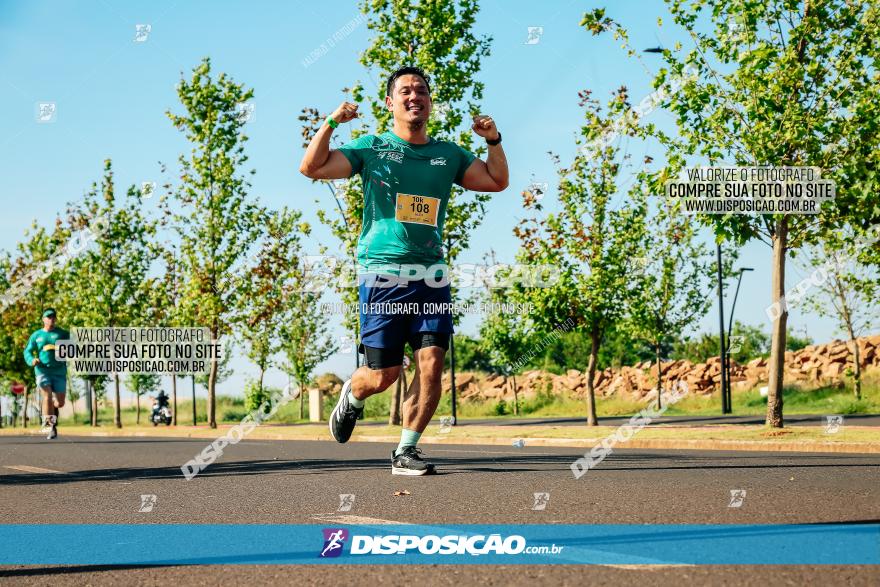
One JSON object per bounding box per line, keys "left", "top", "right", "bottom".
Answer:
{"left": 450, "top": 334, "right": 457, "bottom": 425}
{"left": 716, "top": 244, "right": 730, "bottom": 414}
{"left": 726, "top": 267, "right": 754, "bottom": 412}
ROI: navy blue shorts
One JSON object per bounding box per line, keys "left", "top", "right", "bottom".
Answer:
{"left": 358, "top": 274, "right": 453, "bottom": 362}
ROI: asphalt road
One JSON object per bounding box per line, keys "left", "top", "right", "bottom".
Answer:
{"left": 1, "top": 434, "right": 878, "bottom": 585}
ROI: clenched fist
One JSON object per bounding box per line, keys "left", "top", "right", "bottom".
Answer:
{"left": 472, "top": 114, "right": 499, "bottom": 141}
{"left": 330, "top": 101, "right": 359, "bottom": 124}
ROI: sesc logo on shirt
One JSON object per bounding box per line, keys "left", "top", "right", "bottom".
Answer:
{"left": 378, "top": 151, "right": 404, "bottom": 164}
{"left": 430, "top": 157, "right": 447, "bottom": 166}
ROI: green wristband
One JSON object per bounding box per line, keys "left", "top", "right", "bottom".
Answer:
{"left": 325, "top": 116, "right": 339, "bottom": 129}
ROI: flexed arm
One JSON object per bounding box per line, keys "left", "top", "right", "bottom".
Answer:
{"left": 299, "top": 102, "right": 359, "bottom": 180}
{"left": 460, "top": 114, "right": 509, "bottom": 192}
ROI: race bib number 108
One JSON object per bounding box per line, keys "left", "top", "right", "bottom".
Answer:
{"left": 395, "top": 193, "right": 440, "bottom": 227}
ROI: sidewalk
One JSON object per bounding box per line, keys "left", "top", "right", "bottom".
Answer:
{"left": 3, "top": 419, "right": 879, "bottom": 454}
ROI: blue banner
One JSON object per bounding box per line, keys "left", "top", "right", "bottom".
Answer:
{"left": 1, "top": 524, "right": 877, "bottom": 565}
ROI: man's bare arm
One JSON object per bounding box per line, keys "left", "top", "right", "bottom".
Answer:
{"left": 459, "top": 114, "right": 509, "bottom": 192}
{"left": 299, "top": 101, "right": 359, "bottom": 180}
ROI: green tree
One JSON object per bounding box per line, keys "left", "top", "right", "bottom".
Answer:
{"left": 126, "top": 373, "right": 161, "bottom": 424}
{"left": 166, "top": 58, "right": 264, "bottom": 428}
{"left": 195, "top": 340, "right": 233, "bottom": 391}
{"left": 479, "top": 289, "right": 530, "bottom": 414}
{"left": 240, "top": 208, "right": 311, "bottom": 407}
{"left": 146, "top": 244, "right": 185, "bottom": 425}
{"left": 802, "top": 233, "right": 878, "bottom": 398}
{"left": 280, "top": 256, "right": 336, "bottom": 420}
{"left": 583, "top": 1, "right": 880, "bottom": 426}
{"left": 514, "top": 88, "right": 648, "bottom": 425}
{"left": 0, "top": 251, "right": 38, "bottom": 426}
{"left": 0, "top": 215, "right": 75, "bottom": 426}
{"left": 629, "top": 197, "right": 718, "bottom": 408}
{"left": 65, "top": 160, "right": 156, "bottom": 428}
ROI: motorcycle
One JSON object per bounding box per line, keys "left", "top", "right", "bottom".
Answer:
{"left": 151, "top": 392, "right": 173, "bottom": 426}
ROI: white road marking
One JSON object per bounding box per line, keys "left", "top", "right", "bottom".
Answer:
{"left": 4, "top": 465, "right": 65, "bottom": 474}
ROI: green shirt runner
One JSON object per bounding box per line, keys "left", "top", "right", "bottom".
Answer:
{"left": 338, "top": 130, "right": 476, "bottom": 278}
{"left": 23, "top": 327, "right": 70, "bottom": 375}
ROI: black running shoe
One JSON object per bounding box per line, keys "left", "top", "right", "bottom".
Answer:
{"left": 41, "top": 416, "right": 57, "bottom": 439}
{"left": 391, "top": 446, "right": 435, "bottom": 476}
{"left": 329, "top": 380, "right": 363, "bottom": 443}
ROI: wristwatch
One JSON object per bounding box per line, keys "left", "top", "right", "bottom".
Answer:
{"left": 486, "top": 132, "right": 502, "bottom": 146}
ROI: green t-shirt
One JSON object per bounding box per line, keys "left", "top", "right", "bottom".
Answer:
{"left": 23, "top": 327, "right": 70, "bottom": 374}
{"left": 337, "top": 130, "right": 477, "bottom": 277}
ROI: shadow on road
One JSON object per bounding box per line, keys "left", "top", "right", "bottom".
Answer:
{"left": 2, "top": 446, "right": 877, "bottom": 486}
{"left": 0, "top": 565, "right": 176, "bottom": 578}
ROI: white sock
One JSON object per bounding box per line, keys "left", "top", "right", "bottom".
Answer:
{"left": 347, "top": 387, "right": 365, "bottom": 409}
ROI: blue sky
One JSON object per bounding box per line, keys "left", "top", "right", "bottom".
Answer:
{"left": 0, "top": 0, "right": 844, "bottom": 397}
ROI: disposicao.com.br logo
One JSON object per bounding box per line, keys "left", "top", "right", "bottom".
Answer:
{"left": 320, "top": 528, "right": 349, "bottom": 558}
{"left": 318, "top": 529, "right": 563, "bottom": 557}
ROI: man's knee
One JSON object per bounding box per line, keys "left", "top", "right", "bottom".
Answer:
{"left": 54, "top": 394, "right": 66, "bottom": 408}
{"left": 417, "top": 350, "right": 445, "bottom": 377}
{"left": 365, "top": 366, "right": 400, "bottom": 391}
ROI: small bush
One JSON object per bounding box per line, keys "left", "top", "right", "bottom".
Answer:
{"left": 222, "top": 409, "right": 247, "bottom": 422}
{"left": 837, "top": 398, "right": 871, "bottom": 415}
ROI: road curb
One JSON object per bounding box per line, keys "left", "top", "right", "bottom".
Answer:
{"left": 1, "top": 427, "right": 878, "bottom": 454}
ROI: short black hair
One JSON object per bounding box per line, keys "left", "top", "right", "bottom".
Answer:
{"left": 386, "top": 66, "right": 431, "bottom": 97}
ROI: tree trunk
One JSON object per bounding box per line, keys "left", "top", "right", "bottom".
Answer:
{"left": 207, "top": 334, "right": 218, "bottom": 429}
{"left": 191, "top": 375, "right": 197, "bottom": 425}
{"left": 114, "top": 373, "right": 122, "bottom": 428}
{"left": 171, "top": 375, "right": 178, "bottom": 426}
{"left": 849, "top": 335, "right": 861, "bottom": 400}
{"left": 85, "top": 378, "right": 92, "bottom": 426}
{"left": 512, "top": 374, "right": 519, "bottom": 415}
{"left": 766, "top": 217, "right": 788, "bottom": 428}
{"left": 655, "top": 342, "right": 663, "bottom": 410}
{"left": 585, "top": 329, "right": 600, "bottom": 426}
{"left": 136, "top": 391, "right": 140, "bottom": 425}
{"left": 299, "top": 381, "right": 305, "bottom": 420}
{"left": 389, "top": 372, "right": 403, "bottom": 425}
{"left": 90, "top": 380, "right": 98, "bottom": 426}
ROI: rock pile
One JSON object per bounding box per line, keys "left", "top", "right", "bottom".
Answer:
{"left": 438, "top": 334, "right": 880, "bottom": 402}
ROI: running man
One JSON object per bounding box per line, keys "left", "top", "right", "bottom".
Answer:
{"left": 23, "top": 308, "right": 70, "bottom": 439}
{"left": 300, "top": 66, "right": 508, "bottom": 475}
